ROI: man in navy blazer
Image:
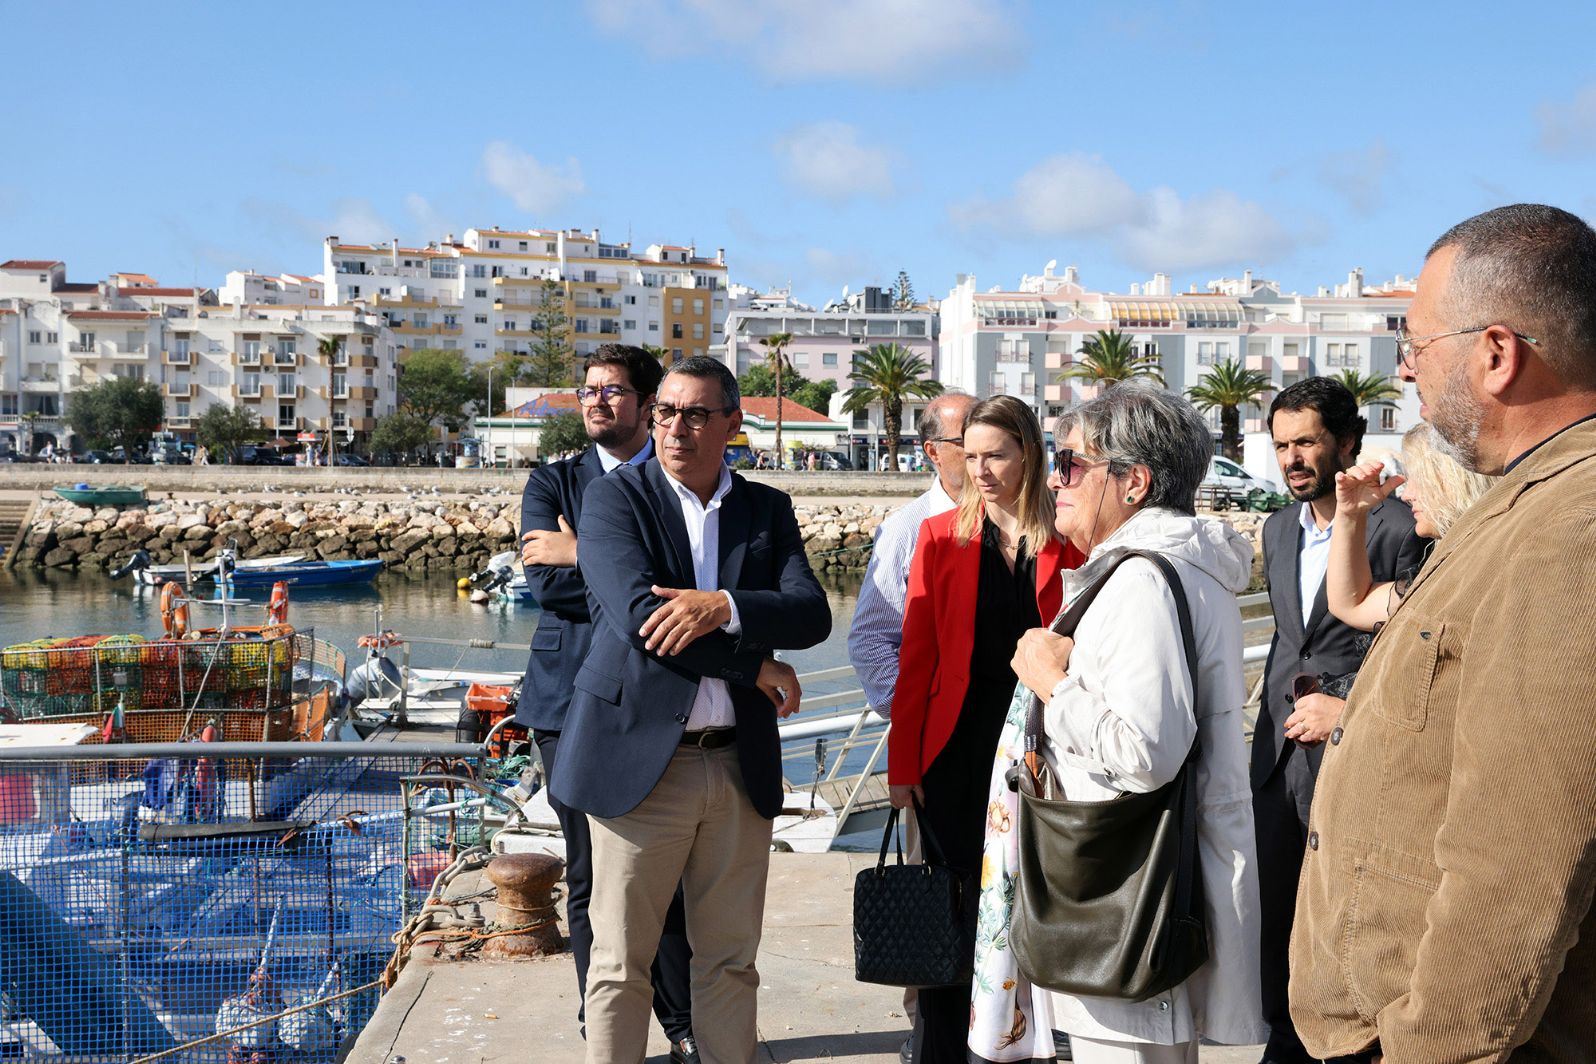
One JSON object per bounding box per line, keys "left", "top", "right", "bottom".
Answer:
{"left": 515, "top": 345, "right": 697, "bottom": 1060}
{"left": 552, "top": 356, "right": 830, "bottom": 1064}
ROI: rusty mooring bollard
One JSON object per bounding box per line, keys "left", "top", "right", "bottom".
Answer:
{"left": 482, "top": 853, "right": 565, "bottom": 959}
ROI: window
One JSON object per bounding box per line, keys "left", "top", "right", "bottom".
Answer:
{"left": 624, "top": 319, "right": 637, "bottom": 330}
{"left": 1386, "top": 315, "right": 1406, "bottom": 332}
{"left": 474, "top": 288, "right": 488, "bottom": 299}
{"left": 277, "top": 373, "right": 296, "bottom": 393}
{"left": 712, "top": 323, "right": 723, "bottom": 335}
{"left": 693, "top": 299, "right": 704, "bottom": 315}
{"left": 474, "top": 314, "right": 488, "bottom": 325}
{"left": 1021, "top": 372, "right": 1036, "bottom": 394}
{"left": 692, "top": 323, "right": 704, "bottom": 339}
{"left": 379, "top": 287, "right": 391, "bottom": 297}
{"left": 1324, "top": 343, "right": 1359, "bottom": 368}
{"left": 278, "top": 403, "right": 295, "bottom": 425}
{"left": 46, "top": 331, "right": 57, "bottom": 344}
{"left": 518, "top": 241, "right": 527, "bottom": 251}
{"left": 443, "top": 314, "right": 458, "bottom": 327}
{"left": 1283, "top": 342, "right": 1300, "bottom": 360}
{"left": 791, "top": 351, "right": 809, "bottom": 367}
{"left": 470, "top": 265, "right": 486, "bottom": 278}
{"left": 27, "top": 331, "right": 40, "bottom": 344}
{"left": 671, "top": 324, "right": 683, "bottom": 339}
{"left": 584, "top": 270, "right": 597, "bottom": 283}
{"left": 502, "top": 320, "right": 517, "bottom": 332}
{"left": 241, "top": 372, "right": 261, "bottom": 393}
{"left": 546, "top": 242, "right": 557, "bottom": 253}
{"left": 649, "top": 295, "right": 660, "bottom": 308}
{"left": 1380, "top": 407, "right": 1398, "bottom": 431}
{"left": 207, "top": 370, "right": 226, "bottom": 386}
{"left": 175, "top": 401, "right": 191, "bottom": 418}
{"left": 671, "top": 298, "right": 684, "bottom": 314}
{"left": 242, "top": 340, "right": 261, "bottom": 361}
{"left": 488, "top": 239, "right": 500, "bottom": 249}
{"left": 575, "top": 319, "right": 590, "bottom": 334}
{"left": 672, "top": 348, "right": 683, "bottom": 360}
{"left": 823, "top": 352, "right": 838, "bottom": 367}
{"left": 474, "top": 341, "right": 487, "bottom": 350}
{"left": 625, "top": 294, "right": 637, "bottom": 305}
{"left": 1197, "top": 341, "right": 1215, "bottom": 365}
{"left": 852, "top": 407, "right": 870, "bottom": 429}
{"left": 1216, "top": 341, "right": 1231, "bottom": 361}
{"left": 648, "top": 321, "right": 660, "bottom": 332}
{"left": 349, "top": 286, "right": 360, "bottom": 298}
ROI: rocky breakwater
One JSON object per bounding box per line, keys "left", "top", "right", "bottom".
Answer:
{"left": 796, "top": 502, "right": 891, "bottom": 572}
{"left": 15, "top": 496, "right": 521, "bottom": 573}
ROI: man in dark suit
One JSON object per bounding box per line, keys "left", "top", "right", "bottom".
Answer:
{"left": 552, "top": 356, "right": 830, "bottom": 1064}
{"left": 1252, "top": 377, "right": 1425, "bottom": 1064}
{"left": 515, "top": 345, "right": 697, "bottom": 1060}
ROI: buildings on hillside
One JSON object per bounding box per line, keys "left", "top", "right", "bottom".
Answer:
{"left": 0, "top": 259, "right": 398, "bottom": 455}
{"left": 722, "top": 283, "right": 936, "bottom": 387}
{"left": 322, "top": 228, "right": 729, "bottom": 366}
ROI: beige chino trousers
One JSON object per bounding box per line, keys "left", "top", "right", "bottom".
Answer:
{"left": 584, "top": 743, "right": 773, "bottom": 1064}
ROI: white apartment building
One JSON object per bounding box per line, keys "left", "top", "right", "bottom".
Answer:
{"left": 722, "top": 284, "right": 936, "bottom": 387}
{"left": 938, "top": 263, "right": 1418, "bottom": 477}
{"left": 218, "top": 271, "right": 325, "bottom": 306}
{"left": 0, "top": 259, "right": 397, "bottom": 454}
{"left": 322, "top": 227, "right": 729, "bottom": 368}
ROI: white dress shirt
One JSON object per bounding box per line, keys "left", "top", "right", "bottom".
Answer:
{"left": 661, "top": 463, "right": 742, "bottom": 730}
{"left": 595, "top": 436, "right": 653, "bottom": 473}
{"left": 846, "top": 477, "right": 956, "bottom": 717}
{"left": 1296, "top": 501, "right": 1334, "bottom": 626}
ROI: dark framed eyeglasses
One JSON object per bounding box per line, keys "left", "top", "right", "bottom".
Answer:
{"left": 575, "top": 384, "right": 642, "bottom": 404}
{"left": 1052, "top": 447, "right": 1111, "bottom": 486}
{"left": 652, "top": 403, "right": 735, "bottom": 430}
{"left": 1394, "top": 324, "right": 1538, "bottom": 371}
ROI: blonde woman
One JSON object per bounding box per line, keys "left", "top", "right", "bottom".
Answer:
{"left": 1327, "top": 423, "right": 1496, "bottom": 630}
{"left": 887, "top": 395, "right": 1081, "bottom": 1064}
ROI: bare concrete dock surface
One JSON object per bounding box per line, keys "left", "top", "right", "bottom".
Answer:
{"left": 347, "top": 850, "right": 1261, "bottom": 1063}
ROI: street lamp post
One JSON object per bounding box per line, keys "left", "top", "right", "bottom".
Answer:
{"left": 485, "top": 365, "right": 493, "bottom": 468}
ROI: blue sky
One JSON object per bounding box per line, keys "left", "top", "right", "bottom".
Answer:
{"left": 8, "top": 1, "right": 1596, "bottom": 306}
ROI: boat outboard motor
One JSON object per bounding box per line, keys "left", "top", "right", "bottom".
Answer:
{"left": 108, "top": 549, "right": 152, "bottom": 581}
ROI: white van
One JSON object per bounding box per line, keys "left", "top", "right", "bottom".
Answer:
{"left": 1203, "top": 456, "right": 1277, "bottom": 496}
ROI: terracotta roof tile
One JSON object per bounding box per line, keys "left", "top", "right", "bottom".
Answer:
{"left": 66, "top": 310, "right": 155, "bottom": 321}
{"left": 0, "top": 259, "right": 62, "bottom": 270}
{"left": 117, "top": 287, "right": 199, "bottom": 297}
{"left": 738, "top": 397, "right": 834, "bottom": 423}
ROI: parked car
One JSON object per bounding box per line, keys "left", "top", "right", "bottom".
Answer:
{"left": 818, "top": 450, "right": 853, "bottom": 471}
{"left": 74, "top": 450, "right": 114, "bottom": 464}
{"left": 1202, "top": 456, "right": 1278, "bottom": 500}
{"left": 232, "top": 445, "right": 292, "bottom": 466}
{"left": 332, "top": 453, "right": 369, "bottom": 466}
{"left": 0, "top": 452, "right": 39, "bottom": 463}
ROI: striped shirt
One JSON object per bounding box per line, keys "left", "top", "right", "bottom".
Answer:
{"left": 846, "top": 478, "right": 957, "bottom": 718}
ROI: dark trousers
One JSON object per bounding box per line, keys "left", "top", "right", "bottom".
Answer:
{"left": 911, "top": 692, "right": 1007, "bottom": 1064}
{"left": 1253, "top": 745, "right": 1318, "bottom": 1064}
{"left": 534, "top": 729, "right": 692, "bottom": 1041}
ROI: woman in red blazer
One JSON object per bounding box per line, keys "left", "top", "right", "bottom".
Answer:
{"left": 886, "top": 395, "right": 1082, "bottom": 1064}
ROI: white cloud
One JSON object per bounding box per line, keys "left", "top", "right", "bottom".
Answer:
{"left": 1537, "top": 84, "right": 1596, "bottom": 157}
{"left": 242, "top": 196, "right": 393, "bottom": 246}
{"left": 951, "top": 153, "right": 1297, "bottom": 273}
{"left": 326, "top": 198, "right": 394, "bottom": 245}
{"left": 586, "top": 0, "right": 1018, "bottom": 84}
{"left": 481, "top": 141, "right": 585, "bottom": 214}
{"left": 804, "top": 247, "right": 875, "bottom": 285}
{"left": 404, "top": 193, "right": 447, "bottom": 236}
{"left": 1319, "top": 139, "right": 1391, "bottom": 216}
{"left": 772, "top": 123, "right": 894, "bottom": 201}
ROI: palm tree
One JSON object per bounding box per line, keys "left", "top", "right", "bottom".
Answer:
{"left": 316, "top": 335, "right": 341, "bottom": 362}
{"left": 1334, "top": 368, "right": 1403, "bottom": 409}
{"left": 1186, "top": 359, "right": 1273, "bottom": 461}
{"left": 642, "top": 344, "right": 670, "bottom": 364}
{"left": 758, "top": 332, "right": 794, "bottom": 469}
{"left": 842, "top": 343, "right": 943, "bottom": 472}
{"left": 1057, "top": 329, "right": 1165, "bottom": 389}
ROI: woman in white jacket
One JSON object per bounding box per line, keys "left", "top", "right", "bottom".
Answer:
{"left": 968, "top": 382, "right": 1266, "bottom": 1064}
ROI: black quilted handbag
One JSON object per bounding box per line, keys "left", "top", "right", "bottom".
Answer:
{"left": 853, "top": 798, "right": 975, "bottom": 988}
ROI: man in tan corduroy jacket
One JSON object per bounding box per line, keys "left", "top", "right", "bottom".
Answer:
{"left": 1291, "top": 203, "right": 1596, "bottom": 1064}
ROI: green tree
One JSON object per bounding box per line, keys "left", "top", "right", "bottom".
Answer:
{"left": 527, "top": 278, "right": 574, "bottom": 386}
{"left": 842, "top": 343, "right": 943, "bottom": 472}
{"left": 893, "top": 270, "right": 916, "bottom": 311}
{"left": 739, "top": 362, "right": 837, "bottom": 419}
{"left": 642, "top": 344, "right": 670, "bottom": 364}
{"left": 1334, "top": 368, "right": 1403, "bottom": 409}
{"left": 1186, "top": 359, "right": 1273, "bottom": 461}
{"left": 538, "top": 410, "right": 590, "bottom": 458}
{"left": 491, "top": 348, "right": 533, "bottom": 387}
{"left": 66, "top": 377, "right": 164, "bottom": 451}
{"left": 398, "top": 348, "right": 477, "bottom": 434}
{"left": 316, "top": 335, "right": 341, "bottom": 363}
{"left": 1057, "top": 329, "right": 1165, "bottom": 388}
{"left": 758, "top": 332, "right": 794, "bottom": 469}
{"left": 195, "top": 404, "right": 265, "bottom": 462}
{"left": 369, "top": 411, "right": 432, "bottom": 460}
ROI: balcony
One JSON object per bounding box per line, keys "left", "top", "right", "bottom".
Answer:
{"left": 349, "top": 352, "right": 379, "bottom": 368}
{"left": 235, "top": 350, "right": 262, "bottom": 366}
{"left": 162, "top": 349, "right": 193, "bottom": 366}
{"left": 1245, "top": 353, "right": 1274, "bottom": 373}
{"left": 347, "top": 385, "right": 377, "bottom": 400}
{"left": 275, "top": 415, "right": 302, "bottom": 432}
{"left": 270, "top": 352, "right": 299, "bottom": 368}
{"left": 21, "top": 377, "right": 60, "bottom": 392}
{"left": 1044, "top": 351, "right": 1070, "bottom": 370}
{"left": 68, "top": 342, "right": 96, "bottom": 354}
{"left": 494, "top": 327, "right": 538, "bottom": 338}
{"left": 163, "top": 381, "right": 194, "bottom": 399}
{"left": 166, "top": 415, "right": 193, "bottom": 429}
{"left": 235, "top": 383, "right": 274, "bottom": 402}
{"left": 494, "top": 299, "right": 534, "bottom": 311}
{"left": 1279, "top": 354, "right": 1309, "bottom": 373}
{"left": 346, "top": 417, "right": 377, "bottom": 432}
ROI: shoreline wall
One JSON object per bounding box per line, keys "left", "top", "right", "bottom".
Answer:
{"left": 12, "top": 491, "right": 1267, "bottom": 579}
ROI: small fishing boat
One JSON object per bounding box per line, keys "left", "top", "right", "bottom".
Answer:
{"left": 462, "top": 550, "right": 533, "bottom": 604}
{"left": 228, "top": 558, "right": 383, "bottom": 588}
{"left": 114, "top": 551, "right": 307, "bottom": 586}
{"left": 52, "top": 483, "right": 146, "bottom": 507}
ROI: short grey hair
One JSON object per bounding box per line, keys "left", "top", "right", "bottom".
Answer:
{"left": 664, "top": 355, "right": 740, "bottom": 409}
{"left": 917, "top": 390, "right": 974, "bottom": 445}
{"left": 1428, "top": 204, "right": 1596, "bottom": 390}
{"left": 1057, "top": 381, "right": 1212, "bottom": 515}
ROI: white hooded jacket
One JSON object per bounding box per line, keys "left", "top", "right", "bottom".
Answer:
{"left": 1041, "top": 506, "right": 1268, "bottom": 1046}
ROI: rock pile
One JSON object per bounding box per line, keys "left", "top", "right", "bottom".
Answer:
{"left": 795, "top": 503, "right": 891, "bottom": 572}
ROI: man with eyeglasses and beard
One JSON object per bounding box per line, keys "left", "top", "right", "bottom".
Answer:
{"left": 1251, "top": 377, "right": 1423, "bottom": 1064}
{"left": 550, "top": 355, "right": 830, "bottom": 1064}
{"left": 1292, "top": 205, "right": 1596, "bottom": 1063}
{"left": 514, "top": 344, "right": 700, "bottom": 1061}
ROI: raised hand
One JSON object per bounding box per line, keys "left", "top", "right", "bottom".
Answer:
{"left": 1334, "top": 461, "right": 1404, "bottom": 520}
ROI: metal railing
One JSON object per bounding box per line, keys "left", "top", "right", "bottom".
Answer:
{"left": 0, "top": 741, "right": 484, "bottom": 1063}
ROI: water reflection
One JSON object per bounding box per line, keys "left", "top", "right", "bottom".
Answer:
{"left": 0, "top": 567, "right": 864, "bottom": 677}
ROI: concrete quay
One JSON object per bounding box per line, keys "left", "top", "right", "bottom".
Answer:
{"left": 347, "top": 850, "right": 1262, "bottom": 1064}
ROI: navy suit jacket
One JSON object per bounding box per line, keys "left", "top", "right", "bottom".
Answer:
{"left": 1250, "top": 496, "right": 1426, "bottom": 789}
{"left": 515, "top": 447, "right": 605, "bottom": 731}
{"left": 549, "top": 459, "right": 832, "bottom": 820}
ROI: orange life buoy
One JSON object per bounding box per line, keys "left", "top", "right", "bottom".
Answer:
{"left": 266, "top": 581, "right": 289, "bottom": 626}
{"left": 159, "top": 581, "right": 190, "bottom": 639}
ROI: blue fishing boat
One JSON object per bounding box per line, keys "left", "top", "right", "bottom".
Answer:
{"left": 228, "top": 559, "right": 384, "bottom": 588}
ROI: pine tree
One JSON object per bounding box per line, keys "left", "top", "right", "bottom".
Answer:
{"left": 527, "top": 278, "right": 574, "bottom": 386}
{"left": 893, "top": 270, "right": 915, "bottom": 311}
